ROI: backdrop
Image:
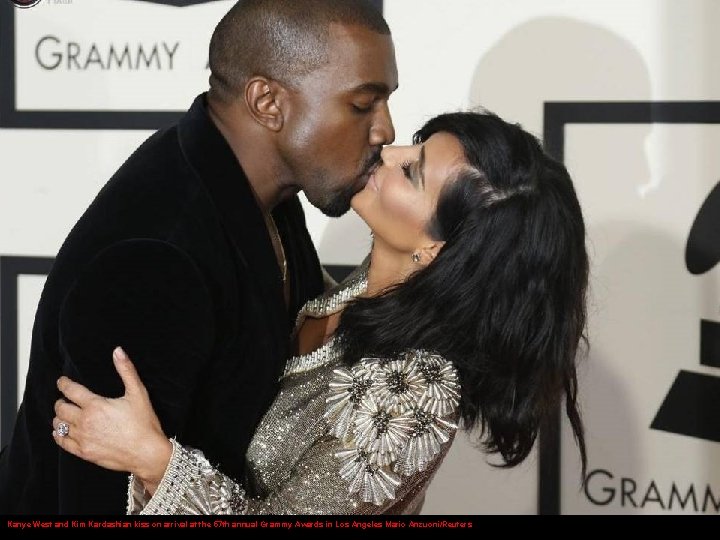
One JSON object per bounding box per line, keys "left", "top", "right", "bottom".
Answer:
{"left": 0, "top": 0, "right": 718, "bottom": 515}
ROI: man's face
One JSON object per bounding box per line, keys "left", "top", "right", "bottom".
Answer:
{"left": 280, "top": 23, "right": 398, "bottom": 217}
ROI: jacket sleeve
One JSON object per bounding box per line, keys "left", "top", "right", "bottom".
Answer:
{"left": 128, "top": 351, "right": 460, "bottom": 515}
{"left": 58, "top": 238, "right": 215, "bottom": 513}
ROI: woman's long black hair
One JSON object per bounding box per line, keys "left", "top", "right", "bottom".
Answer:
{"left": 335, "top": 111, "right": 588, "bottom": 474}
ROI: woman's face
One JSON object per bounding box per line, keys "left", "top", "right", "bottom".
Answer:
{"left": 351, "top": 132, "right": 467, "bottom": 253}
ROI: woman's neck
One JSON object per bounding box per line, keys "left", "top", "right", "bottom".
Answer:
{"left": 295, "top": 242, "right": 414, "bottom": 356}
{"left": 366, "top": 239, "right": 417, "bottom": 297}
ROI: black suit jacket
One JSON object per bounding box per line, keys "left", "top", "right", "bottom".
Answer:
{"left": 0, "top": 94, "right": 324, "bottom": 514}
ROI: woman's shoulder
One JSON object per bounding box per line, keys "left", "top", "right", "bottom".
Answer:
{"left": 335, "top": 349, "right": 461, "bottom": 417}
{"left": 327, "top": 350, "right": 460, "bottom": 456}
{"left": 321, "top": 350, "right": 460, "bottom": 505}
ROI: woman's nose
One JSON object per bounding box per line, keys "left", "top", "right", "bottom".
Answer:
{"left": 380, "top": 144, "right": 416, "bottom": 166}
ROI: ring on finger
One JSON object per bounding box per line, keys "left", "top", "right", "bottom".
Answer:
{"left": 57, "top": 421, "right": 70, "bottom": 438}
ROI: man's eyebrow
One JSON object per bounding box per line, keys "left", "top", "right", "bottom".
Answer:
{"left": 350, "top": 82, "right": 398, "bottom": 95}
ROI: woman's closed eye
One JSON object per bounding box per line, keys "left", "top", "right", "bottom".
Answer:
{"left": 401, "top": 160, "right": 414, "bottom": 182}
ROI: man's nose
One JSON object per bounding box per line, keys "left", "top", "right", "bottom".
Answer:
{"left": 369, "top": 101, "right": 395, "bottom": 146}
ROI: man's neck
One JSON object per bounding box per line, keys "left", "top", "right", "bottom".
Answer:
{"left": 207, "top": 97, "right": 296, "bottom": 213}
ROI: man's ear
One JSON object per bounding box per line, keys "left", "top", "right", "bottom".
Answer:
{"left": 244, "top": 77, "right": 285, "bottom": 132}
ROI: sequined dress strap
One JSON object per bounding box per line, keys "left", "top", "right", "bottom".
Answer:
{"left": 282, "top": 259, "right": 369, "bottom": 379}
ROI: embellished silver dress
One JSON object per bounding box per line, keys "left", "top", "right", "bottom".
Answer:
{"left": 127, "top": 263, "right": 461, "bottom": 515}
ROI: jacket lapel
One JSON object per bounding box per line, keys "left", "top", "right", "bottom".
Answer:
{"left": 177, "top": 94, "right": 289, "bottom": 355}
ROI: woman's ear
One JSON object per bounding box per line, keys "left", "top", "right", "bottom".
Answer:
{"left": 244, "top": 77, "right": 284, "bottom": 132}
{"left": 419, "top": 242, "right": 446, "bottom": 264}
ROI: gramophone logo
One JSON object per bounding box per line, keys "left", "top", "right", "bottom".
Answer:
{"left": 8, "top": 0, "right": 43, "bottom": 8}
{"left": 130, "top": 0, "right": 225, "bottom": 5}
{"left": 651, "top": 180, "right": 720, "bottom": 443}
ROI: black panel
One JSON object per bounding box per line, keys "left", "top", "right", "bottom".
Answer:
{"left": 0, "top": 256, "right": 55, "bottom": 446}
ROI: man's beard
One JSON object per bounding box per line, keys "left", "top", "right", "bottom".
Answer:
{"left": 311, "top": 152, "right": 381, "bottom": 218}
{"left": 315, "top": 181, "right": 361, "bottom": 217}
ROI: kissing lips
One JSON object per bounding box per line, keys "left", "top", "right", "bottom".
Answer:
{"left": 368, "top": 172, "right": 378, "bottom": 191}
{"left": 365, "top": 161, "right": 381, "bottom": 192}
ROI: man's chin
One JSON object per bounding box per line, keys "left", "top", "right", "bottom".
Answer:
{"left": 310, "top": 189, "right": 359, "bottom": 218}
{"left": 318, "top": 202, "right": 351, "bottom": 218}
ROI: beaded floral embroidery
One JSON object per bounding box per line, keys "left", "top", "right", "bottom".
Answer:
{"left": 325, "top": 350, "right": 460, "bottom": 505}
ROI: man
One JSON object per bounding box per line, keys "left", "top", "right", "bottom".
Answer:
{"left": 0, "top": 0, "right": 396, "bottom": 514}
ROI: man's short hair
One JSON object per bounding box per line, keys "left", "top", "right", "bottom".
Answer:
{"left": 209, "top": 0, "right": 390, "bottom": 103}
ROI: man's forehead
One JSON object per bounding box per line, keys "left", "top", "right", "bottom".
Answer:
{"left": 324, "top": 26, "right": 398, "bottom": 92}
{"left": 327, "top": 20, "right": 387, "bottom": 39}
{"left": 326, "top": 23, "right": 395, "bottom": 62}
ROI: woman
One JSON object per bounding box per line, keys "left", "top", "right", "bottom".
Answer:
{"left": 52, "top": 111, "right": 588, "bottom": 514}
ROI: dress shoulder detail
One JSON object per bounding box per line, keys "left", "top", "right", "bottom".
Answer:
{"left": 324, "top": 350, "right": 460, "bottom": 506}
{"left": 292, "top": 258, "right": 369, "bottom": 336}
{"left": 283, "top": 258, "right": 369, "bottom": 379}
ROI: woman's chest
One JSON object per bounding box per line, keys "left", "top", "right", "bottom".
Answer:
{"left": 244, "top": 365, "right": 335, "bottom": 495}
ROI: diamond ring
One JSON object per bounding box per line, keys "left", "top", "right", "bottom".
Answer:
{"left": 57, "top": 422, "right": 70, "bottom": 438}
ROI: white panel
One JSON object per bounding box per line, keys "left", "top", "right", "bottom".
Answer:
{"left": 424, "top": 434, "right": 537, "bottom": 515}
{"left": 15, "top": 0, "right": 235, "bottom": 111}
{"left": 561, "top": 124, "right": 720, "bottom": 514}
{"left": 0, "top": 129, "right": 153, "bottom": 255}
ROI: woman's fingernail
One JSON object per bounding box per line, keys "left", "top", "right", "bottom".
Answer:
{"left": 113, "top": 346, "right": 126, "bottom": 361}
